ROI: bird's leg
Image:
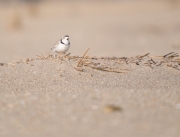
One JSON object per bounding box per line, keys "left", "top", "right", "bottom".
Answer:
{"left": 58, "top": 53, "right": 61, "bottom": 59}
{"left": 62, "top": 53, "right": 66, "bottom": 58}
{"left": 62, "top": 54, "right": 70, "bottom": 65}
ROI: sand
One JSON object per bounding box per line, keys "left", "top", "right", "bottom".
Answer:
{"left": 0, "top": 53, "right": 180, "bottom": 137}
{"left": 0, "top": 0, "right": 180, "bottom": 137}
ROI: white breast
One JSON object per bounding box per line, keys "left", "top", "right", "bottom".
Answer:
{"left": 54, "top": 43, "right": 70, "bottom": 53}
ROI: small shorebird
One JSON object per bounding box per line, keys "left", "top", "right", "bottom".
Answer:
{"left": 51, "top": 35, "right": 70, "bottom": 57}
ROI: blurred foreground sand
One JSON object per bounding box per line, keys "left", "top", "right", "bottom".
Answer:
{"left": 0, "top": 0, "right": 180, "bottom": 63}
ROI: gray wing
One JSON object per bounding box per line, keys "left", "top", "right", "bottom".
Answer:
{"left": 51, "top": 41, "right": 59, "bottom": 50}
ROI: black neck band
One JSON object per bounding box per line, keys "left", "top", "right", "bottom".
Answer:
{"left": 61, "top": 39, "right": 64, "bottom": 44}
{"left": 61, "top": 39, "right": 70, "bottom": 45}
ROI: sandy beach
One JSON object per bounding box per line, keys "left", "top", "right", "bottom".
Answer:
{"left": 0, "top": 52, "right": 180, "bottom": 137}
{"left": 0, "top": 0, "right": 180, "bottom": 137}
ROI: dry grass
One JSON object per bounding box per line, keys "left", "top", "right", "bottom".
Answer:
{"left": 1, "top": 51, "right": 180, "bottom": 72}
{"left": 77, "top": 48, "right": 90, "bottom": 67}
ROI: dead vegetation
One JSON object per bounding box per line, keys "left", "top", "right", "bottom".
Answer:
{"left": 0, "top": 50, "right": 180, "bottom": 73}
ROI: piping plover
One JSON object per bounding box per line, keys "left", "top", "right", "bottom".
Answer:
{"left": 51, "top": 35, "right": 70, "bottom": 56}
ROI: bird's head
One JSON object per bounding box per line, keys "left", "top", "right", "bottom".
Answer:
{"left": 62, "top": 35, "right": 70, "bottom": 44}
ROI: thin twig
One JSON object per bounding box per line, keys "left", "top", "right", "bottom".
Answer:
{"left": 36, "top": 55, "right": 43, "bottom": 59}
{"left": 138, "top": 53, "right": 150, "bottom": 59}
{"left": 163, "top": 52, "right": 174, "bottom": 58}
{"left": 86, "top": 64, "right": 126, "bottom": 73}
{"left": 73, "top": 67, "right": 84, "bottom": 72}
{"left": 77, "top": 48, "right": 90, "bottom": 67}
{"left": 41, "top": 53, "right": 46, "bottom": 59}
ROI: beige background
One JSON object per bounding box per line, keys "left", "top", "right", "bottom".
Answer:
{"left": 0, "top": 0, "right": 180, "bottom": 63}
